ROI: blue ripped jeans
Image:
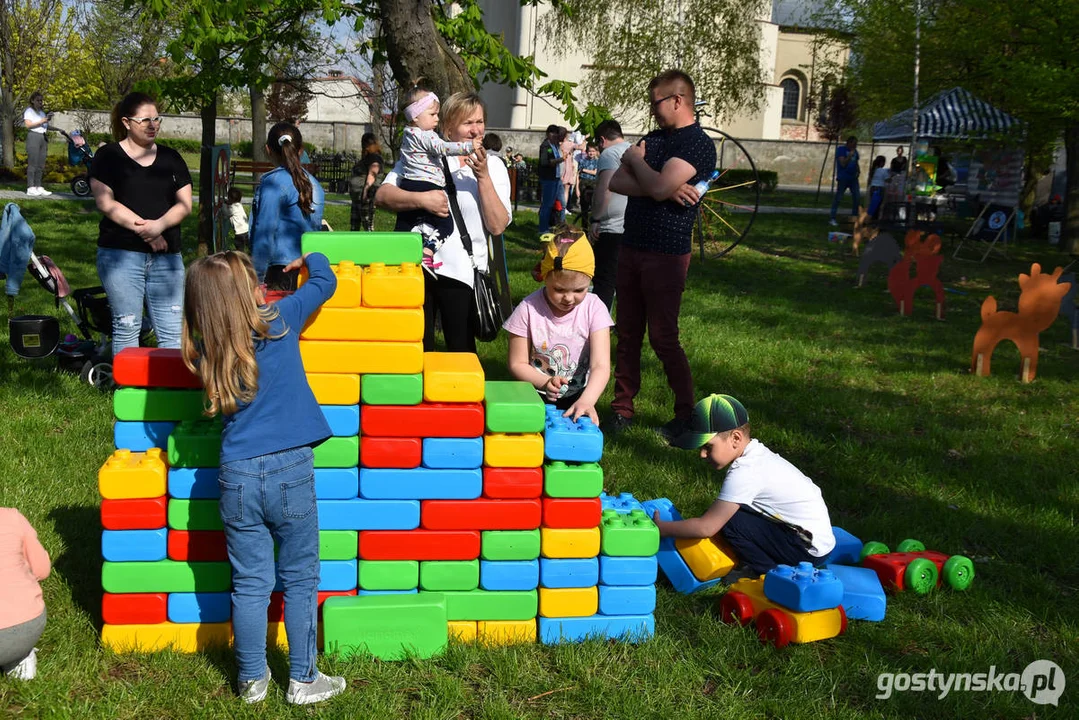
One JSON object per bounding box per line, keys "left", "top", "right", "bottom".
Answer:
{"left": 219, "top": 446, "right": 320, "bottom": 683}
{"left": 95, "top": 247, "right": 184, "bottom": 354}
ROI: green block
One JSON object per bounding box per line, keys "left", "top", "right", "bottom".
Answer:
{"left": 361, "top": 373, "right": 423, "bottom": 405}
{"left": 168, "top": 499, "right": 223, "bottom": 531}
{"left": 302, "top": 231, "right": 422, "bottom": 265}
{"left": 358, "top": 560, "right": 419, "bottom": 590}
{"left": 113, "top": 387, "right": 207, "bottom": 422}
{"left": 481, "top": 529, "right": 540, "bottom": 561}
{"left": 544, "top": 461, "right": 604, "bottom": 498}
{"left": 600, "top": 509, "right": 660, "bottom": 557}
{"left": 419, "top": 560, "right": 479, "bottom": 591}
{"left": 314, "top": 436, "right": 359, "bottom": 468}
{"left": 167, "top": 419, "right": 222, "bottom": 468}
{"left": 320, "top": 531, "right": 359, "bottom": 560}
{"left": 484, "top": 381, "right": 546, "bottom": 433}
{"left": 322, "top": 594, "right": 447, "bottom": 660}
{"left": 102, "top": 560, "right": 232, "bottom": 593}
{"left": 443, "top": 590, "right": 537, "bottom": 621}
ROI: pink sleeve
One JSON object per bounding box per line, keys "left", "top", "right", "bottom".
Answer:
{"left": 586, "top": 295, "right": 614, "bottom": 332}
{"left": 20, "top": 514, "right": 51, "bottom": 581}
{"left": 502, "top": 296, "right": 532, "bottom": 337}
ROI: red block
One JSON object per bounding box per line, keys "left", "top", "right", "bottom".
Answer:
{"left": 167, "top": 530, "right": 228, "bottom": 562}
{"left": 482, "top": 467, "right": 543, "bottom": 499}
{"left": 361, "top": 403, "right": 484, "bottom": 438}
{"left": 268, "top": 589, "right": 357, "bottom": 621}
{"left": 102, "top": 592, "right": 168, "bottom": 625}
{"left": 862, "top": 550, "right": 950, "bottom": 591}
{"left": 113, "top": 347, "right": 202, "bottom": 389}
{"left": 359, "top": 530, "right": 481, "bottom": 560}
{"left": 421, "top": 499, "right": 541, "bottom": 531}
{"left": 360, "top": 437, "right": 422, "bottom": 469}
{"left": 101, "top": 496, "right": 168, "bottom": 530}
{"left": 542, "top": 497, "right": 603, "bottom": 528}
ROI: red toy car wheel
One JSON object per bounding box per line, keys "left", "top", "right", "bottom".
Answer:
{"left": 756, "top": 609, "right": 793, "bottom": 648}
{"left": 718, "top": 592, "right": 754, "bottom": 626}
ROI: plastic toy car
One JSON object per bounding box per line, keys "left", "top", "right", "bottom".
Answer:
{"left": 716, "top": 576, "right": 847, "bottom": 648}
{"left": 859, "top": 538, "right": 974, "bottom": 594}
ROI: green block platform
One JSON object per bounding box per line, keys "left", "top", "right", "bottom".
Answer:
{"left": 443, "top": 589, "right": 538, "bottom": 621}
{"left": 361, "top": 373, "right": 423, "bottom": 406}
{"left": 102, "top": 560, "right": 232, "bottom": 593}
{"left": 320, "top": 531, "right": 359, "bottom": 560}
{"left": 484, "top": 381, "right": 546, "bottom": 433}
{"left": 314, "top": 436, "right": 359, "bottom": 468}
{"left": 167, "top": 419, "right": 222, "bottom": 468}
{"left": 481, "top": 529, "right": 541, "bottom": 561}
{"left": 357, "top": 560, "right": 419, "bottom": 590}
{"left": 419, "top": 560, "right": 479, "bottom": 591}
{"left": 543, "top": 461, "right": 604, "bottom": 498}
{"left": 168, "top": 499, "right": 224, "bottom": 531}
{"left": 114, "top": 388, "right": 207, "bottom": 422}
{"left": 600, "top": 509, "right": 660, "bottom": 557}
{"left": 302, "top": 231, "right": 422, "bottom": 266}
{"left": 322, "top": 594, "right": 448, "bottom": 660}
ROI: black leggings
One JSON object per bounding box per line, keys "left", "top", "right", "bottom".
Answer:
{"left": 424, "top": 273, "right": 476, "bottom": 353}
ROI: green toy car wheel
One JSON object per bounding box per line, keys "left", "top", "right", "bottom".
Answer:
{"left": 942, "top": 555, "right": 975, "bottom": 591}
{"left": 897, "top": 538, "right": 925, "bottom": 553}
{"left": 860, "top": 541, "right": 890, "bottom": 561}
{"left": 904, "top": 558, "right": 939, "bottom": 595}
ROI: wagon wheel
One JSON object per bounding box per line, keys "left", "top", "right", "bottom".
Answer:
{"left": 897, "top": 538, "right": 925, "bottom": 553}
{"left": 717, "top": 591, "right": 754, "bottom": 626}
{"left": 756, "top": 609, "right": 794, "bottom": 648}
{"left": 904, "top": 558, "right": 939, "bottom": 595}
{"left": 859, "top": 541, "right": 890, "bottom": 562}
{"left": 693, "top": 127, "right": 761, "bottom": 260}
{"left": 942, "top": 555, "right": 975, "bottom": 591}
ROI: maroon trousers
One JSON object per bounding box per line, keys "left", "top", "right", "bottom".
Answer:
{"left": 612, "top": 246, "right": 694, "bottom": 420}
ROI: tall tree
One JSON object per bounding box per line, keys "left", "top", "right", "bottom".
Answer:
{"left": 76, "top": 0, "right": 173, "bottom": 107}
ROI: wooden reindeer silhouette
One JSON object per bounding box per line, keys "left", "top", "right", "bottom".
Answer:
{"left": 887, "top": 230, "right": 945, "bottom": 319}
{"left": 851, "top": 206, "right": 875, "bottom": 255}
{"left": 857, "top": 232, "right": 902, "bottom": 287}
{"left": 971, "top": 264, "right": 1072, "bottom": 382}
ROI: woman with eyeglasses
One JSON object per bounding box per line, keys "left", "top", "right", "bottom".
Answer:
{"left": 89, "top": 92, "right": 192, "bottom": 354}
{"left": 22, "top": 92, "right": 53, "bottom": 197}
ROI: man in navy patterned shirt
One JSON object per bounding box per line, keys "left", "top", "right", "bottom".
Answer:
{"left": 608, "top": 69, "right": 717, "bottom": 443}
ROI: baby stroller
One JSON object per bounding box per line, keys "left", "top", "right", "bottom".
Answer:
{"left": 55, "top": 128, "right": 94, "bottom": 197}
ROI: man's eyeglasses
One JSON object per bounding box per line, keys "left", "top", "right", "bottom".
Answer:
{"left": 650, "top": 93, "right": 681, "bottom": 110}
{"left": 126, "top": 116, "right": 164, "bottom": 126}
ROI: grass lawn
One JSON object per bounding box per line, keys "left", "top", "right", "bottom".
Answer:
{"left": 0, "top": 201, "right": 1076, "bottom": 718}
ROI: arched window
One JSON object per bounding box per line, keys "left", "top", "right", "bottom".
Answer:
{"left": 780, "top": 78, "right": 800, "bottom": 120}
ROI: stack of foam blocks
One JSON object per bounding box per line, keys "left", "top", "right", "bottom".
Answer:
{"left": 97, "top": 231, "right": 657, "bottom": 659}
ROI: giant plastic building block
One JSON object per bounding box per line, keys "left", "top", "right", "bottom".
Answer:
{"left": 423, "top": 352, "right": 485, "bottom": 402}
{"left": 481, "top": 530, "right": 541, "bottom": 561}
{"left": 114, "top": 421, "right": 176, "bottom": 452}
{"left": 822, "top": 526, "right": 863, "bottom": 565}
{"left": 302, "top": 307, "right": 424, "bottom": 342}
{"left": 359, "top": 468, "right": 482, "bottom": 500}
{"left": 167, "top": 530, "right": 227, "bottom": 562}
{"left": 314, "top": 468, "right": 360, "bottom": 499}
{"left": 598, "top": 556, "right": 658, "bottom": 587}
{"left": 100, "top": 496, "right": 167, "bottom": 530}
{"left": 168, "top": 499, "right": 224, "bottom": 531}
{"left": 763, "top": 563, "right": 844, "bottom": 613}
{"left": 540, "top": 527, "right": 601, "bottom": 559}
{"left": 101, "top": 560, "right": 232, "bottom": 594}
{"left": 313, "top": 436, "right": 360, "bottom": 468}
{"left": 361, "top": 373, "right": 423, "bottom": 406}
{"left": 543, "top": 407, "right": 603, "bottom": 462}
{"left": 316, "top": 560, "right": 359, "bottom": 591}
{"left": 598, "top": 584, "right": 656, "bottom": 616}
{"left": 102, "top": 593, "right": 169, "bottom": 625}
{"left": 542, "top": 497, "right": 602, "bottom": 528}
{"left": 448, "top": 621, "right": 477, "bottom": 643}
{"left": 299, "top": 260, "right": 362, "bottom": 308}
{"left": 539, "top": 557, "right": 599, "bottom": 589}
{"left": 419, "top": 560, "right": 480, "bottom": 591}
{"left": 167, "top": 420, "right": 222, "bottom": 468}
{"left": 675, "top": 536, "right": 738, "bottom": 581}
{"left": 443, "top": 590, "right": 538, "bottom": 621}
{"left": 482, "top": 467, "right": 543, "bottom": 499}
{"left": 421, "top": 437, "right": 484, "bottom": 470}
{"left": 484, "top": 433, "right": 544, "bottom": 468}
{"left": 861, "top": 549, "right": 974, "bottom": 594}
{"left": 322, "top": 594, "right": 448, "bottom": 660}
{"left": 113, "top": 348, "right": 201, "bottom": 389}
{"left": 307, "top": 373, "right": 361, "bottom": 405}
{"left": 718, "top": 577, "right": 846, "bottom": 648}
{"left": 168, "top": 592, "right": 231, "bottom": 623}
{"left": 477, "top": 620, "right": 536, "bottom": 646}
{"left": 600, "top": 492, "right": 645, "bottom": 514}
{"left": 359, "top": 530, "right": 481, "bottom": 561}
{"left": 420, "top": 499, "right": 541, "bottom": 531}
{"left": 167, "top": 468, "right": 219, "bottom": 499}
{"left": 824, "top": 564, "right": 886, "bottom": 621}
{"left": 360, "top": 437, "right": 422, "bottom": 469}
{"left": 479, "top": 560, "right": 539, "bottom": 591}
{"left": 539, "top": 586, "right": 598, "bottom": 617}
{"left": 317, "top": 499, "right": 419, "bottom": 531}
{"left": 362, "top": 262, "right": 424, "bottom": 308}
{"left": 543, "top": 462, "right": 603, "bottom": 498}
{"left": 301, "top": 231, "right": 423, "bottom": 266}
{"left": 483, "top": 381, "right": 546, "bottom": 433}
{"left": 320, "top": 405, "right": 360, "bottom": 437}
{"left": 599, "top": 510, "right": 660, "bottom": 557}
{"left": 102, "top": 528, "right": 168, "bottom": 562}
{"left": 269, "top": 590, "right": 356, "bottom": 622}
{"left": 99, "top": 449, "right": 168, "bottom": 500}
{"left": 640, "top": 498, "right": 722, "bottom": 594}
{"left": 320, "top": 530, "right": 360, "bottom": 561}
{"left": 358, "top": 560, "right": 419, "bottom": 591}
{"left": 538, "top": 615, "right": 654, "bottom": 644}
{"left": 101, "top": 622, "right": 232, "bottom": 652}
{"left": 361, "top": 403, "right": 485, "bottom": 438}
{"left": 113, "top": 388, "right": 207, "bottom": 422}
{"left": 299, "top": 340, "right": 424, "bottom": 375}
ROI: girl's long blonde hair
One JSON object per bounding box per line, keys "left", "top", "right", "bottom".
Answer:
{"left": 181, "top": 251, "right": 281, "bottom": 417}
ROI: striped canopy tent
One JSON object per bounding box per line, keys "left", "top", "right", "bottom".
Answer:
{"left": 872, "top": 87, "right": 1022, "bottom": 141}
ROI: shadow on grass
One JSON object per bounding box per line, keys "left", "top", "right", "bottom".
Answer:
{"left": 48, "top": 504, "right": 104, "bottom": 630}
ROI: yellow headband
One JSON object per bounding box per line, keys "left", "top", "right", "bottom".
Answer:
{"left": 539, "top": 234, "right": 595, "bottom": 280}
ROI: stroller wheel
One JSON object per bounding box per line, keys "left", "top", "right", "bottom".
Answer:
{"left": 71, "top": 175, "right": 91, "bottom": 197}
{"left": 81, "top": 360, "right": 115, "bottom": 391}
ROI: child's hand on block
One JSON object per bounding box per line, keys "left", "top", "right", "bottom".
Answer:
{"left": 283, "top": 253, "right": 312, "bottom": 273}
{"left": 564, "top": 400, "right": 598, "bottom": 426}
{"left": 543, "top": 376, "right": 568, "bottom": 402}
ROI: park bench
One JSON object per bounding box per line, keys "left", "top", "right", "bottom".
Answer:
{"left": 228, "top": 159, "right": 320, "bottom": 192}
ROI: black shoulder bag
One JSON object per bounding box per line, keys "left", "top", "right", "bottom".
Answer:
{"left": 441, "top": 157, "right": 503, "bottom": 342}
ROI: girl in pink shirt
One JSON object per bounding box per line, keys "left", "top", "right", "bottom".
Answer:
{"left": 0, "top": 508, "right": 51, "bottom": 680}
{"left": 504, "top": 228, "right": 613, "bottom": 424}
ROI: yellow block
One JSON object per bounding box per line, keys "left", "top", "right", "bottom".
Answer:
{"left": 306, "top": 373, "right": 361, "bottom": 405}
{"left": 98, "top": 449, "right": 168, "bottom": 500}
{"left": 478, "top": 620, "right": 537, "bottom": 645}
{"left": 423, "top": 352, "right": 485, "bottom": 402}
{"left": 299, "top": 261, "right": 362, "bottom": 308}
{"left": 538, "top": 587, "right": 598, "bottom": 618}
{"left": 302, "top": 307, "right": 424, "bottom": 342}
{"left": 299, "top": 340, "right": 424, "bottom": 374}
{"left": 729, "top": 577, "right": 845, "bottom": 644}
{"left": 676, "top": 536, "right": 738, "bottom": 581}
{"left": 362, "top": 263, "right": 424, "bottom": 308}
{"left": 540, "top": 527, "right": 601, "bottom": 559}
{"left": 484, "top": 433, "right": 543, "bottom": 468}
{"left": 101, "top": 622, "right": 231, "bottom": 653}
{"left": 268, "top": 621, "right": 325, "bottom": 651}
{"left": 448, "top": 620, "right": 478, "bottom": 643}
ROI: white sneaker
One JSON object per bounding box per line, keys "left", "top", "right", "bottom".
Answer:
{"left": 26, "top": 187, "right": 40, "bottom": 197}
{"left": 237, "top": 666, "right": 270, "bottom": 703}
{"left": 285, "top": 671, "right": 346, "bottom": 705}
{"left": 8, "top": 648, "right": 37, "bottom": 680}
{"left": 37, "top": 187, "right": 52, "bottom": 197}
{"left": 828, "top": 218, "right": 838, "bottom": 226}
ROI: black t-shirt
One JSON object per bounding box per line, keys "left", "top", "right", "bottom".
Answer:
{"left": 890, "top": 155, "right": 909, "bottom": 174}
{"left": 89, "top": 143, "right": 192, "bottom": 253}
{"left": 537, "top": 139, "right": 559, "bottom": 181}
{"left": 349, "top": 151, "right": 385, "bottom": 197}
{"left": 623, "top": 123, "right": 717, "bottom": 255}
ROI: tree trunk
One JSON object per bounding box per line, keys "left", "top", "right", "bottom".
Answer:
{"left": 198, "top": 97, "right": 217, "bottom": 257}
{"left": 0, "top": 43, "right": 15, "bottom": 169}
{"left": 371, "top": 54, "right": 386, "bottom": 150}
{"left": 250, "top": 85, "right": 268, "bottom": 163}
{"left": 377, "top": 0, "right": 474, "bottom": 102}
{"left": 1064, "top": 122, "right": 1079, "bottom": 254}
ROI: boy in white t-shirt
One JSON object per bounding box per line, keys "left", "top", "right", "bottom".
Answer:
{"left": 654, "top": 394, "right": 836, "bottom": 577}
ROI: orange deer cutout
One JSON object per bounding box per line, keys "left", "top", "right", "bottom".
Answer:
{"left": 887, "top": 231, "right": 945, "bottom": 318}
{"left": 971, "top": 264, "right": 1071, "bottom": 382}
{"left": 851, "top": 206, "right": 877, "bottom": 255}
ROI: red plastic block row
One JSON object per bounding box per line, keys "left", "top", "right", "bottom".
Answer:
{"left": 101, "top": 496, "right": 168, "bottom": 531}
{"left": 863, "top": 550, "right": 951, "bottom": 592}
{"left": 360, "top": 437, "right": 422, "bottom": 469}
{"left": 542, "top": 497, "right": 602, "bottom": 528}
{"left": 420, "top": 499, "right": 541, "bottom": 530}
{"left": 168, "top": 530, "right": 228, "bottom": 562}
{"left": 483, "top": 467, "right": 542, "bottom": 498}
{"left": 113, "top": 348, "right": 202, "bottom": 389}
{"left": 102, "top": 592, "right": 169, "bottom": 625}
{"left": 358, "top": 530, "right": 480, "bottom": 560}
{"left": 269, "top": 590, "right": 356, "bottom": 621}
{"left": 360, "top": 404, "right": 484, "bottom": 438}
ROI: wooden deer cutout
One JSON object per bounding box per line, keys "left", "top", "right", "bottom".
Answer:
{"left": 971, "top": 264, "right": 1071, "bottom": 382}
{"left": 857, "top": 232, "right": 902, "bottom": 287}
{"left": 887, "top": 231, "right": 945, "bottom": 319}
{"left": 851, "top": 206, "right": 875, "bottom": 256}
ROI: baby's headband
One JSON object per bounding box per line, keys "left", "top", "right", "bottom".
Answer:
{"left": 405, "top": 92, "right": 439, "bottom": 122}
{"left": 538, "top": 232, "right": 595, "bottom": 280}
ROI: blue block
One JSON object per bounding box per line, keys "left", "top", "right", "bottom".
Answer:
{"left": 598, "top": 556, "right": 658, "bottom": 586}
{"left": 422, "top": 437, "right": 484, "bottom": 469}
{"left": 359, "top": 468, "right": 482, "bottom": 500}
{"left": 168, "top": 592, "right": 231, "bottom": 623}
{"left": 641, "top": 498, "right": 721, "bottom": 594}
{"left": 598, "top": 584, "right": 656, "bottom": 616}
{"left": 321, "top": 405, "right": 360, "bottom": 437}
{"left": 317, "top": 499, "right": 419, "bottom": 530}
{"left": 821, "top": 526, "right": 863, "bottom": 565}
{"left": 114, "top": 421, "right": 176, "bottom": 451}
{"left": 538, "top": 614, "right": 654, "bottom": 644}
{"left": 101, "top": 528, "right": 168, "bottom": 562}
{"left": 540, "top": 557, "right": 599, "bottom": 589}
{"left": 600, "top": 492, "right": 644, "bottom": 514}
{"left": 480, "top": 560, "right": 540, "bottom": 591}
{"left": 315, "top": 468, "right": 359, "bottom": 499}
{"left": 357, "top": 589, "right": 419, "bottom": 596}
{"left": 543, "top": 406, "right": 603, "bottom": 462}
{"left": 826, "top": 564, "right": 887, "bottom": 622}
{"left": 764, "top": 562, "right": 844, "bottom": 612}
{"left": 168, "top": 468, "right": 220, "bottom": 499}
{"left": 274, "top": 560, "right": 358, "bottom": 592}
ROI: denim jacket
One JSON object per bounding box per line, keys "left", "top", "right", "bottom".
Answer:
{"left": 0, "top": 203, "right": 36, "bottom": 296}
{"left": 249, "top": 167, "right": 324, "bottom": 279}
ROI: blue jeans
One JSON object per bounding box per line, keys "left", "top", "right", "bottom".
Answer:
{"left": 219, "top": 446, "right": 320, "bottom": 683}
{"left": 538, "top": 179, "right": 562, "bottom": 234}
{"left": 720, "top": 506, "right": 817, "bottom": 575}
{"left": 96, "top": 248, "right": 184, "bottom": 354}
{"left": 830, "top": 176, "right": 861, "bottom": 220}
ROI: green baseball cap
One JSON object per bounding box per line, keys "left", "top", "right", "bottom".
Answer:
{"left": 671, "top": 394, "right": 750, "bottom": 449}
